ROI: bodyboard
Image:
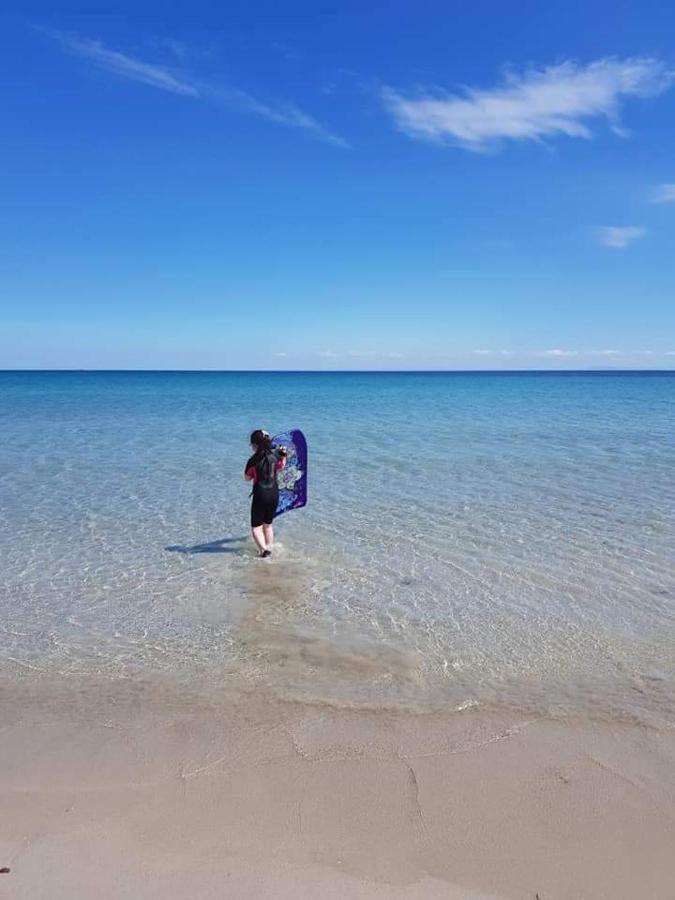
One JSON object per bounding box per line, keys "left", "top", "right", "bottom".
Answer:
{"left": 271, "top": 428, "right": 308, "bottom": 518}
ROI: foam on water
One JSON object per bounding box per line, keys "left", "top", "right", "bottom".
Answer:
{"left": 1, "top": 371, "right": 674, "bottom": 725}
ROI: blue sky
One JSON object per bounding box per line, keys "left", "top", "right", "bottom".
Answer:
{"left": 2, "top": 0, "right": 675, "bottom": 369}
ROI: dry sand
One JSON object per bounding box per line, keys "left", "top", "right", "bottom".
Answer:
{"left": 1, "top": 675, "right": 674, "bottom": 899}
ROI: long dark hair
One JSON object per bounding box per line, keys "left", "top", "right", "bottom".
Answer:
{"left": 250, "top": 429, "right": 272, "bottom": 454}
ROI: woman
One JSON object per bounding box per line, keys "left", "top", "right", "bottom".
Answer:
{"left": 244, "top": 429, "right": 287, "bottom": 557}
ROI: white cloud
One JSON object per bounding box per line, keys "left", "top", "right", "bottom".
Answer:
{"left": 651, "top": 183, "right": 675, "bottom": 204}
{"left": 346, "top": 350, "right": 404, "bottom": 359}
{"left": 208, "top": 86, "right": 350, "bottom": 147}
{"left": 594, "top": 225, "right": 646, "bottom": 248}
{"left": 537, "top": 349, "right": 579, "bottom": 357}
{"left": 44, "top": 30, "right": 348, "bottom": 147}
{"left": 471, "top": 349, "right": 512, "bottom": 357}
{"left": 382, "top": 58, "right": 675, "bottom": 151}
{"left": 56, "top": 33, "right": 199, "bottom": 96}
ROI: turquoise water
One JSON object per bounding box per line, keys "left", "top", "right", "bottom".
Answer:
{"left": 1, "top": 371, "right": 674, "bottom": 724}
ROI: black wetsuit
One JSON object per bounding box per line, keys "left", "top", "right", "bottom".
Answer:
{"left": 245, "top": 449, "right": 281, "bottom": 528}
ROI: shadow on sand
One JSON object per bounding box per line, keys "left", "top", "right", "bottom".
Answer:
{"left": 165, "top": 536, "right": 248, "bottom": 555}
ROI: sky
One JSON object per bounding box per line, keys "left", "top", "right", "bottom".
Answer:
{"left": 2, "top": 0, "right": 675, "bottom": 370}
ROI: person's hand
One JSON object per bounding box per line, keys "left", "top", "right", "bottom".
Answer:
{"left": 277, "top": 446, "right": 288, "bottom": 457}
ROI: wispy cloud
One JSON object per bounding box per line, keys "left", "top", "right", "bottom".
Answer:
{"left": 207, "top": 85, "right": 350, "bottom": 147}
{"left": 382, "top": 58, "right": 675, "bottom": 152}
{"left": 54, "top": 32, "right": 199, "bottom": 96}
{"left": 471, "top": 348, "right": 669, "bottom": 362}
{"left": 593, "top": 225, "right": 646, "bottom": 248}
{"left": 651, "top": 183, "right": 675, "bottom": 204}
{"left": 536, "top": 349, "right": 579, "bottom": 358}
{"left": 42, "top": 29, "right": 348, "bottom": 147}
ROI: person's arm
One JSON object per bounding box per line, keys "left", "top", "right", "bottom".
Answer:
{"left": 244, "top": 457, "right": 256, "bottom": 481}
{"left": 275, "top": 447, "right": 287, "bottom": 470}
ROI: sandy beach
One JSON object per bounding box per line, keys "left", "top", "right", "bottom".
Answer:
{"left": 1, "top": 674, "right": 674, "bottom": 899}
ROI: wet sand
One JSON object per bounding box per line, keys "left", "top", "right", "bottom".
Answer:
{"left": 1, "top": 675, "right": 674, "bottom": 899}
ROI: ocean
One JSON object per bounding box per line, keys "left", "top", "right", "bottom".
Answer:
{"left": 1, "top": 370, "right": 673, "bottom": 725}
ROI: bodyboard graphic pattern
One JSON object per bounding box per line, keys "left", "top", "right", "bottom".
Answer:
{"left": 272, "top": 428, "right": 307, "bottom": 518}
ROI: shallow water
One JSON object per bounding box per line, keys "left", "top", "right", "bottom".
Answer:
{"left": 1, "top": 371, "right": 674, "bottom": 724}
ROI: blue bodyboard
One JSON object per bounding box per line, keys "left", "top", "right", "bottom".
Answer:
{"left": 271, "top": 428, "right": 308, "bottom": 518}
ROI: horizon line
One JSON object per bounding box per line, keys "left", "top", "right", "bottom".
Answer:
{"left": 1, "top": 368, "right": 674, "bottom": 375}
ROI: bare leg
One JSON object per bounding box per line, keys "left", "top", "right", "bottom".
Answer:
{"left": 262, "top": 523, "right": 274, "bottom": 551}
{"left": 251, "top": 526, "right": 267, "bottom": 554}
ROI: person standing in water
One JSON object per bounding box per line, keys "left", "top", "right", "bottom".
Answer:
{"left": 244, "top": 429, "right": 287, "bottom": 557}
